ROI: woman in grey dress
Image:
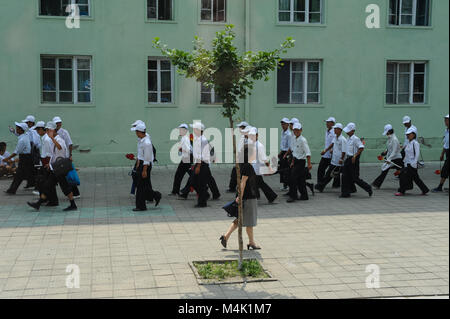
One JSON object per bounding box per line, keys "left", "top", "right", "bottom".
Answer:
{"left": 220, "top": 145, "right": 260, "bottom": 250}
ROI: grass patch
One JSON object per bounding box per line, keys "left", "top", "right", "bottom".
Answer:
{"left": 193, "top": 259, "right": 269, "bottom": 281}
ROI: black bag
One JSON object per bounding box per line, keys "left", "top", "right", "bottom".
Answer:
{"left": 222, "top": 201, "right": 238, "bottom": 218}
{"left": 52, "top": 157, "right": 73, "bottom": 177}
{"left": 31, "top": 144, "right": 41, "bottom": 166}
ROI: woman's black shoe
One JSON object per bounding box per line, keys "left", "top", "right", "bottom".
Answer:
{"left": 219, "top": 236, "right": 227, "bottom": 248}
{"left": 133, "top": 208, "right": 147, "bottom": 212}
{"left": 63, "top": 204, "right": 77, "bottom": 212}
{"left": 154, "top": 192, "right": 162, "bottom": 207}
{"left": 247, "top": 244, "right": 261, "bottom": 250}
{"left": 27, "top": 201, "right": 41, "bottom": 211}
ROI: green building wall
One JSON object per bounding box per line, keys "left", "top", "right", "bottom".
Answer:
{"left": 0, "top": 0, "right": 448, "bottom": 167}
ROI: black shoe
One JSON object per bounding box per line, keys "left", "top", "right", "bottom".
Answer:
{"left": 368, "top": 188, "right": 373, "bottom": 197}
{"left": 4, "top": 190, "right": 15, "bottom": 195}
{"left": 63, "top": 205, "right": 78, "bottom": 212}
{"left": 432, "top": 187, "right": 443, "bottom": 193}
{"left": 225, "top": 189, "right": 235, "bottom": 193}
{"left": 219, "top": 235, "right": 227, "bottom": 248}
{"left": 247, "top": 244, "right": 261, "bottom": 250}
{"left": 27, "top": 201, "right": 41, "bottom": 211}
{"left": 46, "top": 202, "right": 59, "bottom": 207}
{"left": 268, "top": 195, "right": 278, "bottom": 204}
{"left": 133, "top": 208, "right": 147, "bottom": 212}
{"left": 154, "top": 192, "right": 161, "bottom": 207}
{"left": 287, "top": 197, "right": 297, "bottom": 203}
{"left": 339, "top": 194, "right": 351, "bottom": 198}
{"left": 299, "top": 197, "right": 309, "bottom": 201}
{"left": 194, "top": 204, "right": 207, "bottom": 208}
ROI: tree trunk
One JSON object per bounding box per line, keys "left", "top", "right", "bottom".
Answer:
{"left": 228, "top": 116, "right": 244, "bottom": 270}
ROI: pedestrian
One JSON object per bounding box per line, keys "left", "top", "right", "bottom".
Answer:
{"left": 315, "top": 123, "right": 346, "bottom": 192}
{"left": 170, "top": 123, "right": 193, "bottom": 196}
{"left": 27, "top": 121, "right": 78, "bottom": 211}
{"left": 401, "top": 116, "right": 418, "bottom": 156}
{"left": 0, "top": 142, "right": 16, "bottom": 177}
{"left": 316, "top": 117, "right": 340, "bottom": 191}
{"left": 131, "top": 122, "right": 161, "bottom": 211}
{"left": 278, "top": 118, "right": 291, "bottom": 191}
{"left": 287, "top": 122, "right": 312, "bottom": 203}
{"left": 32, "top": 121, "right": 47, "bottom": 197}
{"left": 432, "top": 114, "right": 450, "bottom": 192}
{"left": 226, "top": 121, "right": 249, "bottom": 193}
{"left": 396, "top": 127, "right": 429, "bottom": 196}
{"left": 246, "top": 126, "right": 277, "bottom": 204}
{"left": 219, "top": 145, "right": 261, "bottom": 250}
{"left": 340, "top": 123, "right": 373, "bottom": 198}
{"left": 372, "top": 124, "right": 404, "bottom": 189}
{"left": 4, "top": 122, "right": 32, "bottom": 195}
{"left": 22, "top": 115, "right": 41, "bottom": 189}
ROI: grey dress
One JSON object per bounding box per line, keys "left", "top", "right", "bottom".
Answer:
{"left": 240, "top": 163, "right": 258, "bottom": 227}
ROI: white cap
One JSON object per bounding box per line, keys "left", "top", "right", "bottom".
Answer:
{"left": 23, "top": 115, "right": 35, "bottom": 123}
{"left": 343, "top": 123, "right": 356, "bottom": 133}
{"left": 281, "top": 117, "right": 291, "bottom": 124}
{"left": 190, "top": 122, "right": 205, "bottom": 130}
{"left": 178, "top": 123, "right": 189, "bottom": 129}
{"left": 53, "top": 116, "right": 62, "bottom": 123}
{"left": 15, "top": 122, "right": 28, "bottom": 131}
{"left": 405, "top": 127, "right": 417, "bottom": 135}
{"left": 292, "top": 123, "right": 302, "bottom": 130}
{"left": 45, "top": 121, "right": 57, "bottom": 130}
{"left": 131, "top": 120, "right": 145, "bottom": 127}
{"left": 333, "top": 123, "right": 343, "bottom": 130}
{"left": 32, "top": 121, "right": 46, "bottom": 130}
{"left": 383, "top": 124, "right": 393, "bottom": 136}
{"left": 236, "top": 121, "right": 249, "bottom": 128}
{"left": 325, "top": 117, "right": 336, "bottom": 123}
{"left": 402, "top": 116, "right": 411, "bottom": 124}
{"left": 445, "top": 114, "right": 449, "bottom": 119}
{"left": 290, "top": 118, "right": 299, "bottom": 124}
{"left": 131, "top": 123, "right": 146, "bottom": 132}
{"left": 246, "top": 127, "right": 258, "bottom": 135}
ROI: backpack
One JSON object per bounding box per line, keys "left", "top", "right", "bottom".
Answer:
{"left": 52, "top": 157, "right": 73, "bottom": 177}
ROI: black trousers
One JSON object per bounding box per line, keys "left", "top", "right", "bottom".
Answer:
{"left": 172, "top": 161, "right": 192, "bottom": 194}
{"left": 317, "top": 164, "right": 341, "bottom": 191}
{"left": 317, "top": 157, "right": 340, "bottom": 188}
{"left": 192, "top": 163, "right": 211, "bottom": 206}
{"left": 39, "top": 169, "right": 73, "bottom": 205}
{"left": 288, "top": 159, "right": 308, "bottom": 200}
{"left": 372, "top": 158, "right": 404, "bottom": 188}
{"left": 228, "top": 167, "right": 237, "bottom": 191}
{"left": 441, "top": 149, "right": 449, "bottom": 179}
{"left": 208, "top": 173, "right": 221, "bottom": 199}
{"left": 7, "top": 154, "right": 33, "bottom": 194}
{"left": 278, "top": 151, "right": 290, "bottom": 186}
{"left": 255, "top": 175, "right": 277, "bottom": 202}
{"left": 135, "top": 163, "right": 158, "bottom": 210}
{"left": 398, "top": 164, "right": 429, "bottom": 194}
{"left": 341, "top": 156, "right": 372, "bottom": 196}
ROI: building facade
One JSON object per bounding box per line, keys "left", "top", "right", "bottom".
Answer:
{"left": 0, "top": 0, "right": 448, "bottom": 166}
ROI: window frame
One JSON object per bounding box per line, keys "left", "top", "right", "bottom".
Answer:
{"left": 277, "top": 59, "right": 322, "bottom": 105}
{"left": 146, "top": 0, "right": 174, "bottom": 21}
{"left": 148, "top": 58, "right": 175, "bottom": 105}
{"left": 388, "top": 0, "right": 432, "bottom": 27}
{"left": 38, "top": 0, "right": 91, "bottom": 18}
{"left": 277, "top": 0, "right": 323, "bottom": 24}
{"left": 199, "top": 0, "right": 227, "bottom": 23}
{"left": 385, "top": 61, "right": 428, "bottom": 105}
{"left": 200, "top": 83, "right": 224, "bottom": 105}
{"left": 40, "top": 55, "right": 93, "bottom": 105}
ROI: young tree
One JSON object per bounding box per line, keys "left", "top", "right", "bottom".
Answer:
{"left": 153, "top": 25, "right": 294, "bottom": 268}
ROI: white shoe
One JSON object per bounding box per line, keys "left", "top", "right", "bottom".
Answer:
{"left": 32, "top": 191, "right": 40, "bottom": 196}
{"left": 73, "top": 195, "right": 81, "bottom": 199}
{"left": 280, "top": 186, "right": 288, "bottom": 191}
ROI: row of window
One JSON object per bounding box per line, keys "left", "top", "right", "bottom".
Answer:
{"left": 39, "top": 0, "right": 432, "bottom": 26}
{"left": 40, "top": 56, "right": 428, "bottom": 106}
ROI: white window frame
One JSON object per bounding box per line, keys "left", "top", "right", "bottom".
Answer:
{"left": 386, "top": 61, "right": 427, "bottom": 105}
{"left": 389, "top": 0, "right": 430, "bottom": 26}
{"left": 278, "top": 0, "right": 323, "bottom": 24}
{"left": 200, "top": 84, "right": 223, "bottom": 105}
{"left": 147, "top": 0, "right": 174, "bottom": 21}
{"left": 39, "top": 0, "right": 91, "bottom": 17}
{"left": 41, "top": 55, "right": 92, "bottom": 104}
{"left": 200, "top": 0, "right": 227, "bottom": 22}
{"left": 285, "top": 60, "right": 321, "bottom": 104}
{"left": 148, "top": 58, "right": 174, "bottom": 104}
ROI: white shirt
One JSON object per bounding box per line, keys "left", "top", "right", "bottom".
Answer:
{"left": 291, "top": 135, "right": 311, "bottom": 160}
{"left": 331, "top": 135, "right": 347, "bottom": 167}
{"left": 404, "top": 139, "right": 420, "bottom": 169}
{"left": 51, "top": 136, "right": 68, "bottom": 164}
{"left": 41, "top": 134, "right": 54, "bottom": 159}
{"left": 137, "top": 134, "right": 154, "bottom": 166}
{"left": 0, "top": 151, "right": 11, "bottom": 166}
{"left": 27, "top": 129, "right": 41, "bottom": 149}
{"left": 386, "top": 134, "right": 402, "bottom": 162}
{"left": 322, "top": 129, "right": 335, "bottom": 159}
{"left": 179, "top": 134, "right": 192, "bottom": 163}
{"left": 192, "top": 134, "right": 210, "bottom": 164}
{"left": 14, "top": 133, "right": 31, "bottom": 155}
{"left": 345, "top": 135, "right": 364, "bottom": 157}
{"left": 280, "top": 129, "right": 291, "bottom": 152}
{"left": 58, "top": 128, "right": 73, "bottom": 148}
{"left": 404, "top": 125, "right": 418, "bottom": 147}
{"left": 443, "top": 129, "right": 449, "bottom": 150}
{"left": 251, "top": 140, "right": 268, "bottom": 176}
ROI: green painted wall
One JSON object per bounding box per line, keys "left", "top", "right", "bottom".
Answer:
{"left": 0, "top": 0, "right": 448, "bottom": 167}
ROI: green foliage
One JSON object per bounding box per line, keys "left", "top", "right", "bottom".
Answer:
{"left": 193, "top": 260, "right": 268, "bottom": 281}
{"left": 153, "top": 25, "right": 295, "bottom": 119}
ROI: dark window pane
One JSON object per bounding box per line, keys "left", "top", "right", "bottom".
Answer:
{"left": 307, "top": 93, "right": 319, "bottom": 103}
{"left": 413, "top": 74, "right": 424, "bottom": 93}
{"left": 148, "top": 60, "right": 157, "bottom": 70}
{"left": 294, "top": 0, "right": 305, "bottom": 11}
{"left": 201, "top": 93, "right": 212, "bottom": 104}
{"left": 159, "top": 0, "right": 172, "bottom": 20}
{"left": 389, "top": 0, "right": 399, "bottom": 24}
{"left": 78, "top": 5, "right": 89, "bottom": 16}
{"left": 308, "top": 62, "right": 319, "bottom": 72}
{"left": 294, "top": 12, "right": 305, "bottom": 22}
{"left": 148, "top": 71, "right": 157, "bottom": 91}
{"left": 292, "top": 73, "right": 303, "bottom": 93}
{"left": 149, "top": 93, "right": 158, "bottom": 103}
{"left": 77, "top": 70, "right": 90, "bottom": 92}
{"left": 160, "top": 60, "right": 171, "bottom": 70}
{"left": 59, "top": 70, "right": 73, "bottom": 91}
{"left": 386, "top": 74, "right": 395, "bottom": 94}
{"left": 414, "top": 63, "right": 425, "bottom": 73}
{"left": 292, "top": 93, "right": 303, "bottom": 104}
{"left": 279, "top": 12, "right": 290, "bottom": 21}
{"left": 279, "top": 0, "right": 290, "bottom": 11}
{"left": 42, "top": 92, "right": 56, "bottom": 103}
{"left": 398, "top": 94, "right": 409, "bottom": 104}
{"left": 77, "top": 59, "right": 90, "bottom": 69}
{"left": 42, "top": 58, "right": 56, "bottom": 69}
{"left": 147, "top": 0, "right": 156, "bottom": 19}
{"left": 386, "top": 93, "right": 395, "bottom": 104}
{"left": 42, "top": 70, "right": 56, "bottom": 91}
{"left": 277, "top": 61, "right": 290, "bottom": 104}
{"left": 307, "top": 73, "right": 319, "bottom": 93}
{"left": 161, "top": 72, "right": 171, "bottom": 91}
{"left": 309, "top": 13, "right": 321, "bottom": 23}
{"left": 201, "top": 10, "right": 211, "bottom": 21}
{"left": 59, "top": 58, "right": 72, "bottom": 69}
{"left": 161, "top": 93, "right": 172, "bottom": 103}
{"left": 309, "top": 0, "right": 321, "bottom": 12}
{"left": 416, "top": 0, "right": 430, "bottom": 26}
{"left": 202, "top": 0, "right": 211, "bottom": 9}
{"left": 60, "top": 92, "right": 73, "bottom": 103}
{"left": 78, "top": 92, "right": 91, "bottom": 103}
{"left": 387, "top": 62, "right": 395, "bottom": 73}
{"left": 413, "top": 94, "right": 424, "bottom": 103}
{"left": 40, "top": 0, "right": 64, "bottom": 16}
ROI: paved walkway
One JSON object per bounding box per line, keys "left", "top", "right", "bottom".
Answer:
{"left": 0, "top": 163, "right": 448, "bottom": 299}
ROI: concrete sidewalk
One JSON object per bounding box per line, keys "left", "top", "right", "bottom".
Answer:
{"left": 0, "top": 163, "right": 448, "bottom": 299}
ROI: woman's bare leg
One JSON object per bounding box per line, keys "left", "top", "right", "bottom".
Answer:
{"left": 224, "top": 219, "right": 238, "bottom": 241}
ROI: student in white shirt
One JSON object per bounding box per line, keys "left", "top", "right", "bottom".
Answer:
{"left": 278, "top": 118, "right": 292, "bottom": 191}
{"left": 22, "top": 116, "right": 41, "bottom": 189}
{"left": 432, "top": 114, "right": 450, "bottom": 192}
{"left": 396, "top": 128, "right": 429, "bottom": 196}
{"left": 131, "top": 122, "right": 161, "bottom": 211}
{"left": 401, "top": 116, "right": 418, "bottom": 152}
{"left": 317, "top": 117, "right": 340, "bottom": 189}
{"left": 372, "top": 124, "right": 404, "bottom": 189}
{"left": 315, "top": 123, "right": 347, "bottom": 192}
{"left": 340, "top": 123, "right": 373, "bottom": 198}
{"left": 287, "top": 123, "right": 312, "bottom": 202}
{"left": 170, "top": 124, "right": 193, "bottom": 195}
{"left": 0, "top": 142, "right": 15, "bottom": 177}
